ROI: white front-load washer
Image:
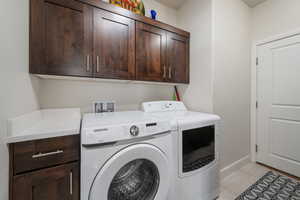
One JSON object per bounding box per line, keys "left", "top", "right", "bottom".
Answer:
{"left": 143, "top": 101, "right": 221, "bottom": 200}
{"left": 81, "top": 111, "right": 173, "bottom": 200}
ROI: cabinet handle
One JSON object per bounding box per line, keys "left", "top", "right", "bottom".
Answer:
{"left": 70, "top": 171, "right": 73, "bottom": 195}
{"left": 86, "top": 55, "right": 90, "bottom": 72}
{"left": 32, "top": 150, "right": 64, "bottom": 159}
{"left": 96, "top": 56, "right": 100, "bottom": 73}
{"left": 168, "top": 67, "right": 172, "bottom": 79}
{"left": 163, "top": 65, "right": 166, "bottom": 78}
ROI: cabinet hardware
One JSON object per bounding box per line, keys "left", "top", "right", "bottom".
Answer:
{"left": 96, "top": 56, "right": 100, "bottom": 73}
{"left": 163, "top": 65, "right": 166, "bottom": 78}
{"left": 86, "top": 55, "right": 90, "bottom": 72}
{"left": 70, "top": 171, "right": 73, "bottom": 195}
{"left": 32, "top": 150, "right": 64, "bottom": 159}
{"left": 168, "top": 67, "right": 172, "bottom": 79}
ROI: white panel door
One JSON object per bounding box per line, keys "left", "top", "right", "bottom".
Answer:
{"left": 257, "top": 34, "right": 300, "bottom": 177}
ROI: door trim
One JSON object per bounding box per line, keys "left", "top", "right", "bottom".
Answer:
{"left": 251, "top": 28, "right": 300, "bottom": 162}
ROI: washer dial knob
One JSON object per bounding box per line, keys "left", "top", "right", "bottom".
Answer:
{"left": 130, "top": 125, "right": 139, "bottom": 136}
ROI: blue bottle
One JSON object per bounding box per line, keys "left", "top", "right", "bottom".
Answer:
{"left": 151, "top": 10, "right": 157, "bottom": 20}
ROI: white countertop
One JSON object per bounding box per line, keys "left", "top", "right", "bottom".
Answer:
{"left": 5, "top": 108, "right": 81, "bottom": 143}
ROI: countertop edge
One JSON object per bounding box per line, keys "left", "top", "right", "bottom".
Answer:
{"left": 5, "top": 128, "right": 80, "bottom": 144}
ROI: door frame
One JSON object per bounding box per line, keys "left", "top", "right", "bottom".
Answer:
{"left": 251, "top": 28, "right": 300, "bottom": 162}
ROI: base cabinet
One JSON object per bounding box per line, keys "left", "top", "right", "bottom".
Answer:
{"left": 9, "top": 135, "right": 80, "bottom": 200}
{"left": 13, "top": 163, "right": 79, "bottom": 200}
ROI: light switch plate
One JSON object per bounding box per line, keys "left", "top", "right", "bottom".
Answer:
{"left": 93, "top": 101, "right": 115, "bottom": 113}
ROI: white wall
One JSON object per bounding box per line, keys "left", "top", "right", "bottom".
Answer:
{"left": 177, "top": 0, "right": 214, "bottom": 113}
{"left": 39, "top": 80, "right": 173, "bottom": 112}
{"left": 39, "top": 1, "right": 178, "bottom": 112}
{"left": 176, "top": 0, "right": 252, "bottom": 170}
{"left": 0, "top": 0, "right": 40, "bottom": 199}
{"left": 213, "top": 0, "right": 252, "bottom": 168}
{"left": 252, "top": 0, "right": 300, "bottom": 41}
{"left": 143, "top": 0, "right": 178, "bottom": 26}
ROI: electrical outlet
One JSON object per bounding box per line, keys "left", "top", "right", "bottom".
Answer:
{"left": 93, "top": 101, "right": 115, "bottom": 113}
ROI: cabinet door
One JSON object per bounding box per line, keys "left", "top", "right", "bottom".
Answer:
{"left": 13, "top": 163, "right": 79, "bottom": 200}
{"left": 136, "top": 22, "right": 167, "bottom": 82}
{"left": 93, "top": 8, "right": 135, "bottom": 79}
{"left": 167, "top": 32, "right": 190, "bottom": 83}
{"left": 30, "top": 0, "right": 93, "bottom": 77}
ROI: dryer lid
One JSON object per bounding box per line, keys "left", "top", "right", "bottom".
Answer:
{"left": 88, "top": 144, "right": 170, "bottom": 200}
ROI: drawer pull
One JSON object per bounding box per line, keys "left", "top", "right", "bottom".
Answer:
{"left": 32, "top": 150, "right": 64, "bottom": 159}
{"left": 86, "top": 55, "right": 90, "bottom": 72}
{"left": 70, "top": 171, "right": 73, "bottom": 195}
{"left": 163, "top": 65, "right": 166, "bottom": 78}
{"left": 169, "top": 67, "right": 172, "bottom": 79}
{"left": 96, "top": 56, "right": 100, "bottom": 73}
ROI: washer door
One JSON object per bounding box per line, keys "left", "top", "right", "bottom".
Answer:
{"left": 89, "top": 144, "right": 170, "bottom": 200}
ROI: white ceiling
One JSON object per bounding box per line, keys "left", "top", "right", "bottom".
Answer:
{"left": 155, "top": 0, "right": 268, "bottom": 9}
{"left": 242, "top": 0, "right": 267, "bottom": 7}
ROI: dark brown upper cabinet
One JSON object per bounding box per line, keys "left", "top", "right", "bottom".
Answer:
{"left": 30, "top": 0, "right": 190, "bottom": 83}
{"left": 30, "top": 0, "right": 92, "bottom": 77}
{"left": 93, "top": 8, "right": 135, "bottom": 80}
{"left": 166, "top": 32, "right": 190, "bottom": 83}
{"left": 136, "top": 22, "right": 167, "bottom": 82}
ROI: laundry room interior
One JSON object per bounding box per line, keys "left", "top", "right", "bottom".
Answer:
{"left": 1, "top": 0, "right": 300, "bottom": 200}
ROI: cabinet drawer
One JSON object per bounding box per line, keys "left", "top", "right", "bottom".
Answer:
{"left": 12, "top": 135, "right": 80, "bottom": 174}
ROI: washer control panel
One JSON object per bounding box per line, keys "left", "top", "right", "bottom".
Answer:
{"left": 82, "top": 119, "right": 171, "bottom": 146}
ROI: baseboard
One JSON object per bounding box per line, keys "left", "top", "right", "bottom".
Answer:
{"left": 220, "top": 155, "right": 251, "bottom": 180}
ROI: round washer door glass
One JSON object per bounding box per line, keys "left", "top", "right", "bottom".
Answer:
{"left": 108, "top": 159, "right": 159, "bottom": 200}
{"left": 89, "top": 144, "right": 170, "bottom": 200}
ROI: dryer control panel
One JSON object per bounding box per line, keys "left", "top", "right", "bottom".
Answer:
{"left": 142, "top": 101, "right": 187, "bottom": 113}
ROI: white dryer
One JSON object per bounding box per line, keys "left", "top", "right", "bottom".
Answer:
{"left": 81, "top": 111, "right": 173, "bottom": 200}
{"left": 143, "top": 101, "right": 221, "bottom": 200}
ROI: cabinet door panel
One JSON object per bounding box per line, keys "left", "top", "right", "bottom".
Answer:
{"left": 136, "top": 22, "right": 167, "bottom": 82}
{"left": 30, "top": 0, "right": 92, "bottom": 77}
{"left": 93, "top": 9, "right": 135, "bottom": 79}
{"left": 13, "top": 163, "right": 79, "bottom": 200}
{"left": 167, "top": 32, "right": 190, "bottom": 83}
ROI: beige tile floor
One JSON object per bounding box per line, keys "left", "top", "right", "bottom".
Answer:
{"left": 218, "top": 162, "right": 270, "bottom": 200}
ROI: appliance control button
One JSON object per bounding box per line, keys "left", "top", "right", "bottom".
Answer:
{"left": 130, "top": 125, "right": 139, "bottom": 136}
